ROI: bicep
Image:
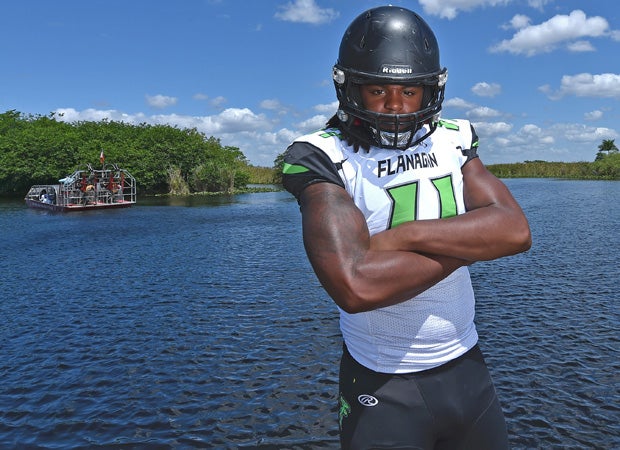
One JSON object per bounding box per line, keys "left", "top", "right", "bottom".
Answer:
{"left": 461, "top": 158, "right": 532, "bottom": 257}
{"left": 463, "top": 158, "right": 521, "bottom": 211}
{"left": 299, "top": 182, "right": 369, "bottom": 287}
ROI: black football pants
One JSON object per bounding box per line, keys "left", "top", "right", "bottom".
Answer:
{"left": 338, "top": 344, "right": 509, "bottom": 450}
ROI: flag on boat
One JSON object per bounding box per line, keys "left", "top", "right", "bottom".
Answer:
{"left": 100, "top": 150, "right": 105, "bottom": 164}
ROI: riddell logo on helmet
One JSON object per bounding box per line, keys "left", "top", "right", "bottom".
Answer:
{"left": 381, "top": 65, "right": 413, "bottom": 74}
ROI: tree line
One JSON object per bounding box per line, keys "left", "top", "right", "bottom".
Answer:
{"left": 486, "top": 139, "right": 619, "bottom": 180}
{"left": 0, "top": 110, "right": 266, "bottom": 197}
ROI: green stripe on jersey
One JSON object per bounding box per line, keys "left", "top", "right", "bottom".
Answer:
{"left": 438, "top": 119, "right": 460, "bottom": 131}
{"left": 282, "top": 162, "right": 309, "bottom": 174}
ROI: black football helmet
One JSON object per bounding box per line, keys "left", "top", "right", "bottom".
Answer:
{"left": 333, "top": 6, "right": 447, "bottom": 150}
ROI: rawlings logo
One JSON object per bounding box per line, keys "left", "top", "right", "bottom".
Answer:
{"left": 358, "top": 394, "right": 379, "bottom": 406}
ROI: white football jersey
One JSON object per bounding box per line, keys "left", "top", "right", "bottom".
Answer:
{"left": 283, "top": 120, "right": 480, "bottom": 373}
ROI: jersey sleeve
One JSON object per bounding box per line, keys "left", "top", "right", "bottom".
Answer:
{"left": 462, "top": 123, "right": 480, "bottom": 164}
{"left": 282, "top": 141, "right": 345, "bottom": 201}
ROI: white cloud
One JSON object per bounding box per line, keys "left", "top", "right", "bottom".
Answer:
{"left": 515, "top": 124, "right": 555, "bottom": 146}
{"left": 553, "top": 123, "right": 618, "bottom": 143}
{"left": 544, "top": 73, "right": 620, "bottom": 100}
{"left": 584, "top": 110, "right": 603, "bottom": 121}
{"left": 314, "top": 101, "right": 338, "bottom": 114}
{"left": 203, "top": 108, "right": 272, "bottom": 134}
{"left": 193, "top": 93, "right": 209, "bottom": 101}
{"left": 537, "top": 84, "right": 551, "bottom": 96}
{"left": 490, "top": 10, "right": 610, "bottom": 56}
{"left": 209, "top": 96, "right": 227, "bottom": 109}
{"left": 274, "top": 0, "right": 339, "bottom": 25}
{"left": 418, "top": 0, "right": 510, "bottom": 20}
{"left": 443, "top": 97, "right": 476, "bottom": 109}
{"left": 145, "top": 94, "right": 178, "bottom": 109}
{"left": 295, "top": 114, "right": 328, "bottom": 132}
{"left": 467, "top": 106, "right": 502, "bottom": 120}
{"left": 520, "top": 123, "right": 546, "bottom": 138}
{"left": 472, "top": 121, "right": 513, "bottom": 137}
{"left": 471, "top": 82, "right": 501, "bottom": 97}
{"left": 527, "top": 0, "right": 552, "bottom": 9}
{"left": 566, "top": 40, "right": 595, "bottom": 52}
{"left": 260, "top": 99, "right": 284, "bottom": 110}
{"left": 522, "top": 124, "right": 539, "bottom": 135}
{"left": 443, "top": 97, "right": 507, "bottom": 122}
{"left": 503, "top": 14, "right": 531, "bottom": 30}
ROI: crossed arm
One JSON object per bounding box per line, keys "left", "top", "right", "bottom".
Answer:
{"left": 369, "top": 159, "right": 532, "bottom": 260}
{"left": 299, "top": 159, "right": 531, "bottom": 314}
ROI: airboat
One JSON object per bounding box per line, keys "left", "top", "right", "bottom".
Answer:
{"left": 25, "top": 163, "right": 136, "bottom": 212}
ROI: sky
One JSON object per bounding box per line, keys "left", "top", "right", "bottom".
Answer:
{"left": 1, "top": 0, "right": 619, "bottom": 167}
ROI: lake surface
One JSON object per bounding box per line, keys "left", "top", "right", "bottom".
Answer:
{"left": 1, "top": 179, "right": 618, "bottom": 449}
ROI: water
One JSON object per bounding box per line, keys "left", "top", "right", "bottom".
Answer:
{"left": 0, "top": 180, "right": 618, "bottom": 449}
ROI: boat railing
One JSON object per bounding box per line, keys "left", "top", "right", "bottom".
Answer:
{"left": 25, "top": 185, "right": 60, "bottom": 205}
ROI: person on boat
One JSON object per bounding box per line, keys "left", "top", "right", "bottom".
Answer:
{"left": 281, "top": 6, "right": 531, "bottom": 449}
{"left": 47, "top": 189, "right": 56, "bottom": 205}
{"left": 84, "top": 184, "right": 95, "bottom": 205}
{"left": 113, "top": 175, "right": 123, "bottom": 202}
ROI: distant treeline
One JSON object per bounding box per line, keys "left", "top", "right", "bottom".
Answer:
{"left": 486, "top": 157, "right": 619, "bottom": 180}
{"left": 0, "top": 110, "right": 280, "bottom": 197}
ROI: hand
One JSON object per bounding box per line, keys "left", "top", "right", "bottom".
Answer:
{"left": 369, "top": 228, "right": 397, "bottom": 251}
{"left": 369, "top": 224, "right": 416, "bottom": 252}
{"left": 371, "top": 225, "right": 474, "bottom": 267}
